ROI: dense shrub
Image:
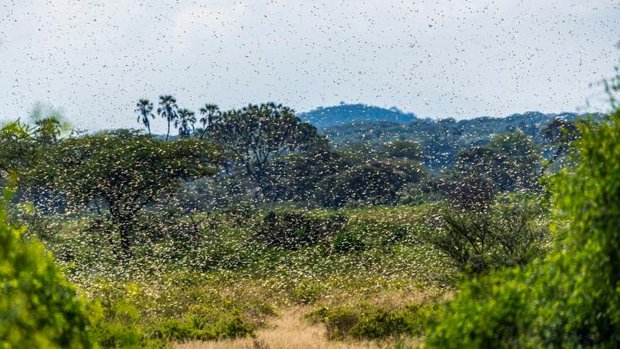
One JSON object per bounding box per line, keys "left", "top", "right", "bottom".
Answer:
{"left": 0, "top": 198, "right": 94, "bottom": 348}
{"left": 332, "top": 230, "right": 365, "bottom": 253}
{"left": 425, "top": 201, "right": 548, "bottom": 275}
{"left": 311, "top": 303, "right": 437, "bottom": 340}
{"left": 255, "top": 210, "right": 347, "bottom": 250}
{"left": 290, "top": 279, "right": 327, "bottom": 305}
{"left": 317, "top": 160, "right": 424, "bottom": 207}
{"left": 90, "top": 278, "right": 267, "bottom": 347}
{"left": 428, "top": 107, "right": 620, "bottom": 347}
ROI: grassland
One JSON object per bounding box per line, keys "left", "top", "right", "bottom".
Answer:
{"left": 22, "top": 203, "right": 456, "bottom": 348}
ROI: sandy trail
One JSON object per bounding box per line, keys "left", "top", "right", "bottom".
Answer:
{"left": 174, "top": 307, "right": 416, "bottom": 349}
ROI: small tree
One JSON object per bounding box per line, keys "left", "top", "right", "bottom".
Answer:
{"left": 426, "top": 200, "right": 548, "bottom": 275}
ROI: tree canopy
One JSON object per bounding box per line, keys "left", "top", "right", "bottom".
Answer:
{"left": 27, "top": 130, "right": 223, "bottom": 259}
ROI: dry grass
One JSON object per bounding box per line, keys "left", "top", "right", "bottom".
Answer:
{"left": 174, "top": 307, "right": 419, "bottom": 349}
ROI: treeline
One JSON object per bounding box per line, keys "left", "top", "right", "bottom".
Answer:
{"left": 0, "top": 96, "right": 583, "bottom": 259}
{"left": 130, "top": 95, "right": 582, "bottom": 210}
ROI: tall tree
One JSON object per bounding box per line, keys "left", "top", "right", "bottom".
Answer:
{"left": 28, "top": 130, "right": 223, "bottom": 259}
{"left": 176, "top": 108, "right": 196, "bottom": 138}
{"left": 539, "top": 118, "right": 580, "bottom": 176}
{"left": 157, "top": 95, "right": 178, "bottom": 141}
{"left": 198, "top": 104, "right": 220, "bottom": 140}
{"left": 206, "top": 103, "right": 324, "bottom": 187}
{"left": 134, "top": 98, "right": 155, "bottom": 135}
{"left": 487, "top": 130, "right": 541, "bottom": 190}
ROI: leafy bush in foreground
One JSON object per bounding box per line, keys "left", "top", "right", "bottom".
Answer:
{"left": 428, "top": 108, "right": 620, "bottom": 348}
{"left": 0, "top": 195, "right": 94, "bottom": 348}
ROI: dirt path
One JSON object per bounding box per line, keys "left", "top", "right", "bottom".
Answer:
{"left": 174, "top": 307, "right": 417, "bottom": 349}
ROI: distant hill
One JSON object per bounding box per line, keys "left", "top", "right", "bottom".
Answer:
{"left": 300, "top": 104, "right": 416, "bottom": 127}
{"left": 305, "top": 107, "right": 600, "bottom": 169}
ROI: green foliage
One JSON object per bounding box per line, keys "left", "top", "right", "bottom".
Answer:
{"left": 0, "top": 120, "right": 38, "bottom": 177}
{"left": 425, "top": 200, "right": 548, "bottom": 275}
{"left": 134, "top": 99, "right": 155, "bottom": 135}
{"left": 255, "top": 210, "right": 347, "bottom": 250}
{"left": 0, "top": 196, "right": 94, "bottom": 348}
{"left": 379, "top": 140, "right": 423, "bottom": 161}
{"left": 318, "top": 160, "right": 425, "bottom": 207}
{"left": 261, "top": 146, "right": 348, "bottom": 204}
{"left": 27, "top": 130, "right": 222, "bottom": 258}
{"left": 487, "top": 131, "right": 542, "bottom": 190}
{"left": 88, "top": 277, "right": 269, "bottom": 348}
{"left": 206, "top": 102, "right": 324, "bottom": 185}
{"left": 290, "top": 279, "right": 327, "bottom": 305}
{"left": 428, "top": 108, "right": 620, "bottom": 348}
{"left": 332, "top": 230, "right": 365, "bottom": 253}
{"left": 158, "top": 95, "right": 179, "bottom": 141}
{"left": 443, "top": 131, "right": 542, "bottom": 209}
{"left": 311, "top": 303, "right": 438, "bottom": 340}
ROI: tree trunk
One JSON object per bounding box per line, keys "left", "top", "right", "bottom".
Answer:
{"left": 118, "top": 220, "right": 133, "bottom": 261}
{"left": 166, "top": 120, "right": 171, "bottom": 141}
{"left": 109, "top": 202, "right": 135, "bottom": 262}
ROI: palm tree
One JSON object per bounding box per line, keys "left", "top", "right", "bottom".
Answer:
{"left": 134, "top": 99, "right": 154, "bottom": 135}
{"left": 198, "top": 104, "right": 220, "bottom": 140}
{"left": 157, "top": 95, "right": 178, "bottom": 140}
{"left": 176, "top": 108, "right": 196, "bottom": 138}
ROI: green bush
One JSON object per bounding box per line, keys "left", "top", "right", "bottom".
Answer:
{"left": 88, "top": 277, "right": 268, "bottom": 347}
{"left": 332, "top": 230, "right": 365, "bottom": 253}
{"left": 151, "top": 310, "right": 254, "bottom": 341}
{"left": 290, "top": 279, "right": 326, "bottom": 305}
{"left": 311, "top": 303, "right": 437, "bottom": 340}
{"left": 255, "top": 210, "right": 347, "bottom": 250}
{"left": 428, "top": 108, "right": 620, "bottom": 347}
{"left": 0, "top": 196, "right": 94, "bottom": 348}
{"left": 425, "top": 201, "right": 548, "bottom": 275}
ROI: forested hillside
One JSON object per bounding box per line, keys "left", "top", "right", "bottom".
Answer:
{"left": 304, "top": 105, "right": 596, "bottom": 168}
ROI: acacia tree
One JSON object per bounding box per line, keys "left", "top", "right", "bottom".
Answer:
{"left": 135, "top": 98, "right": 155, "bottom": 135}
{"left": 157, "top": 95, "right": 178, "bottom": 141}
{"left": 205, "top": 102, "right": 323, "bottom": 187}
{"left": 28, "top": 130, "right": 222, "bottom": 259}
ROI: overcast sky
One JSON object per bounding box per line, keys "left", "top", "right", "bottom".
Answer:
{"left": 1, "top": 0, "right": 619, "bottom": 132}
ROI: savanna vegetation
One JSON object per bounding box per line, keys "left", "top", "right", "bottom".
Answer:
{"left": 2, "top": 62, "right": 620, "bottom": 349}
